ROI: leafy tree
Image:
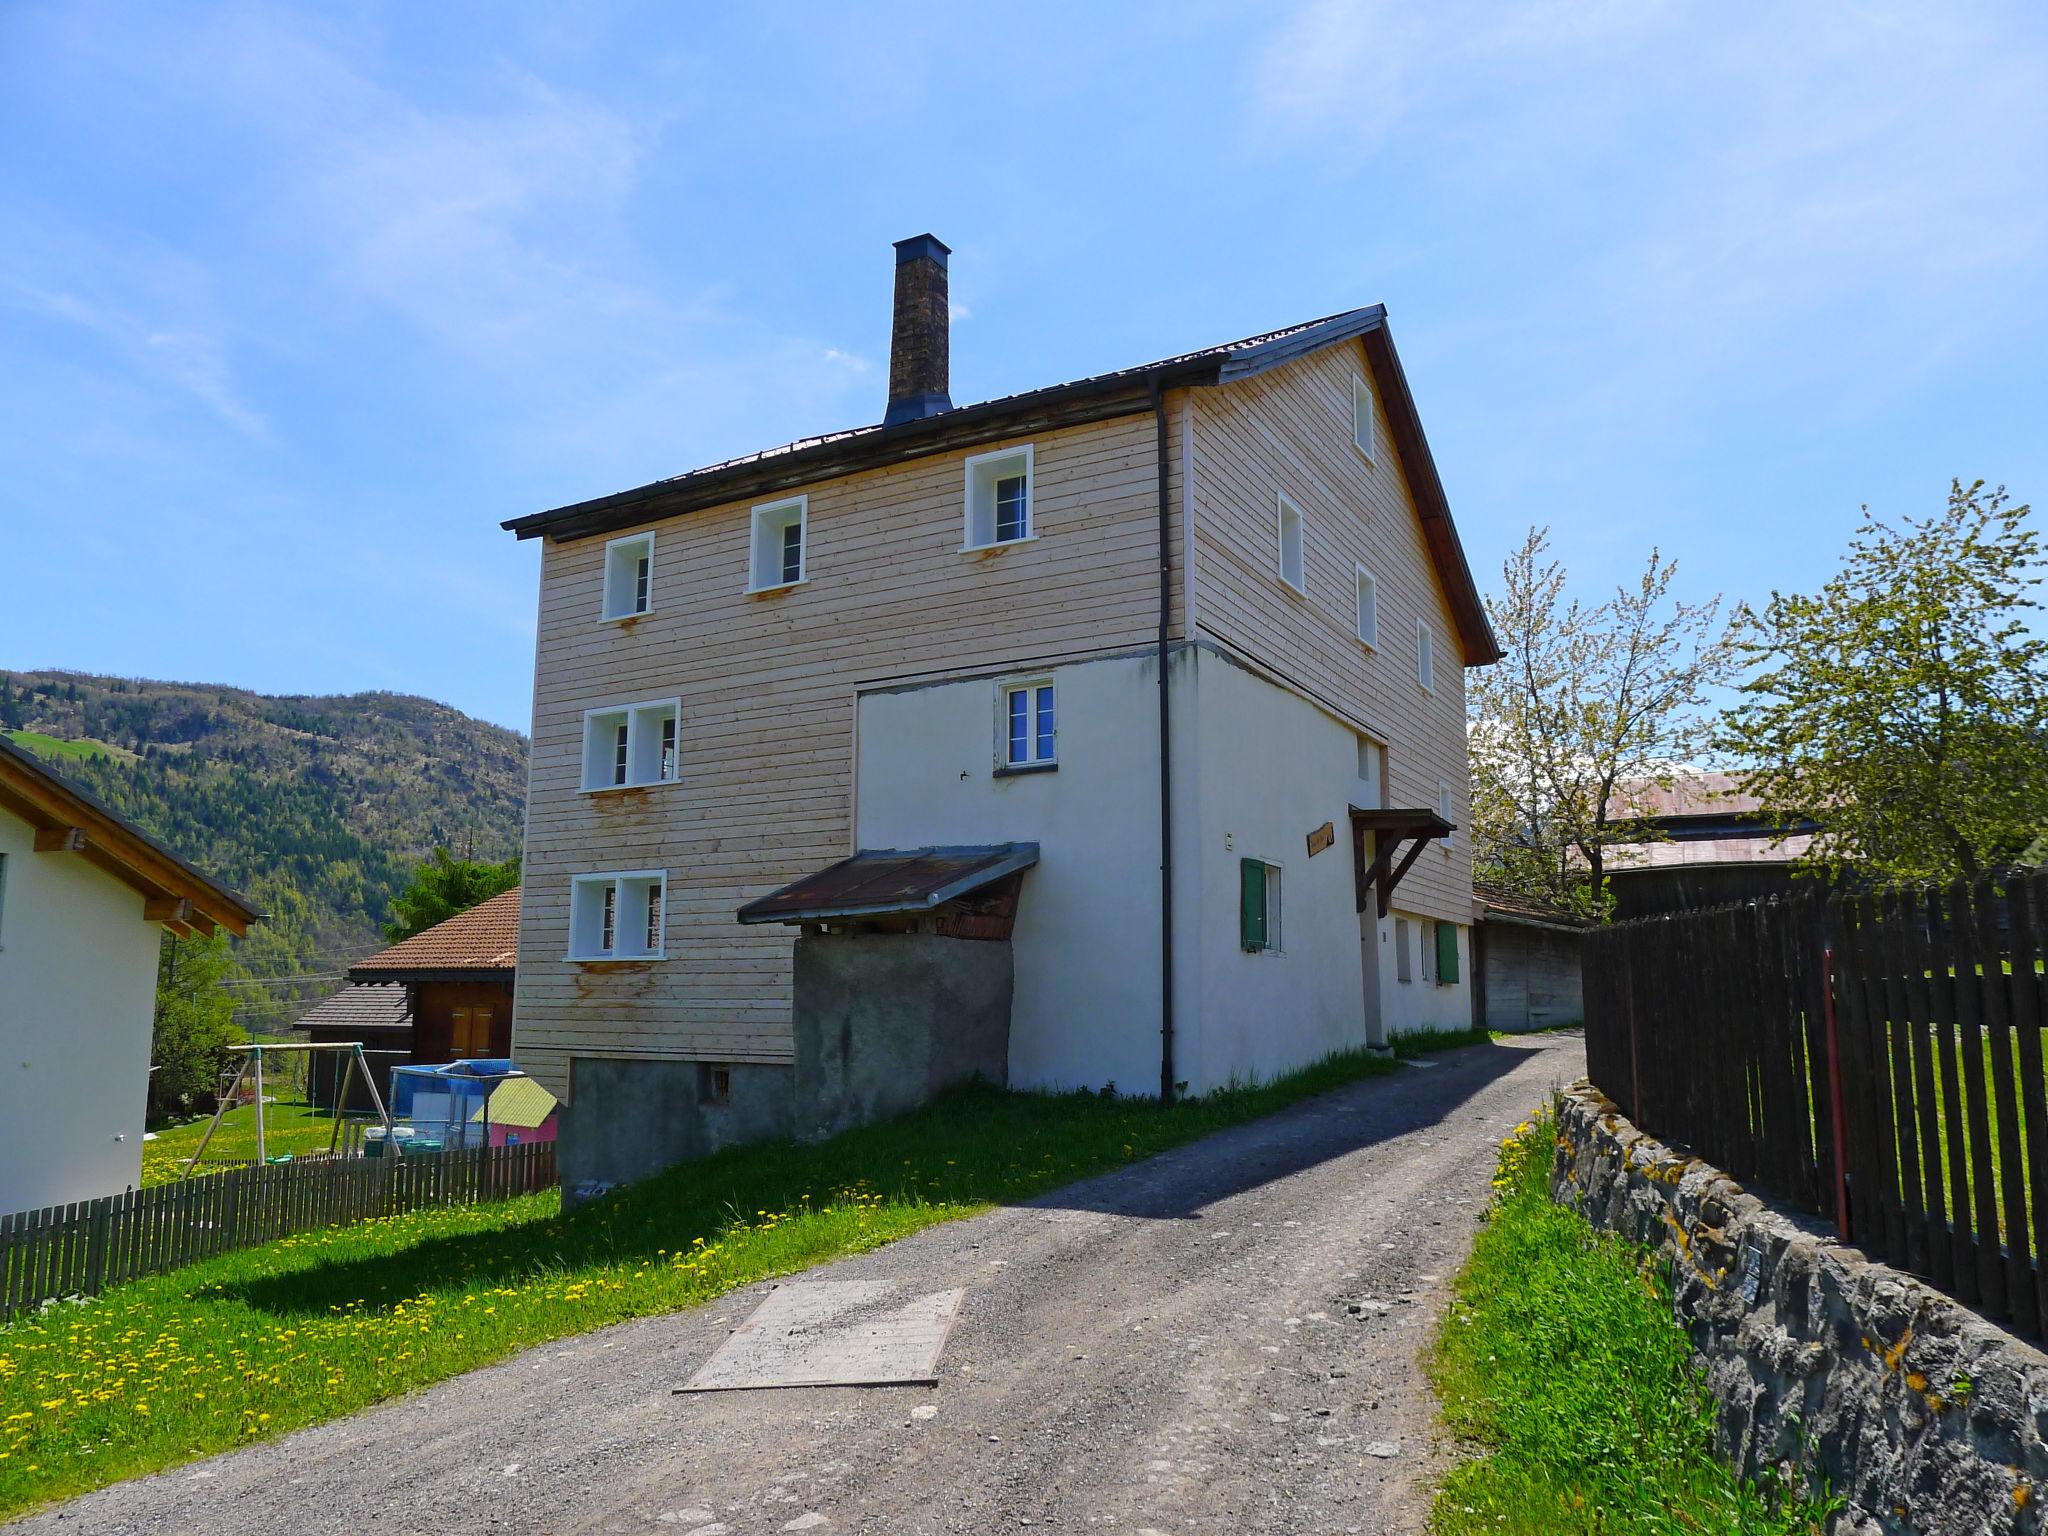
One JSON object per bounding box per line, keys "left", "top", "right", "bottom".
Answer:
{"left": 150, "top": 931, "right": 245, "bottom": 1119}
{"left": 383, "top": 847, "right": 521, "bottom": 941}
{"left": 1719, "top": 480, "right": 2048, "bottom": 880}
{"left": 1469, "top": 527, "right": 1735, "bottom": 914}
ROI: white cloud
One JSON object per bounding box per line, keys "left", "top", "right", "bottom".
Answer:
{"left": 3, "top": 278, "right": 269, "bottom": 440}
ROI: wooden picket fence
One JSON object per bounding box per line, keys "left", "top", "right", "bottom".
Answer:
{"left": 1584, "top": 870, "right": 2048, "bottom": 1339}
{"left": 0, "top": 1139, "right": 556, "bottom": 1322}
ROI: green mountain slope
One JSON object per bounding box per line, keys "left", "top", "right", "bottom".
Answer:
{"left": 1, "top": 670, "right": 526, "bottom": 1025}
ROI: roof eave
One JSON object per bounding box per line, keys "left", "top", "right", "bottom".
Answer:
{"left": 0, "top": 734, "right": 262, "bottom": 935}
{"left": 504, "top": 363, "right": 1221, "bottom": 545}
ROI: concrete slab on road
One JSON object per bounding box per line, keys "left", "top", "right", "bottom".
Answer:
{"left": 10, "top": 1032, "right": 1584, "bottom": 1536}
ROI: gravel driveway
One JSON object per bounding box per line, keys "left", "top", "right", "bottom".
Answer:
{"left": 13, "top": 1032, "right": 1582, "bottom": 1536}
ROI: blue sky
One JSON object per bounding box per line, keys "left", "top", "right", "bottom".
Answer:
{"left": 3, "top": 1, "right": 2044, "bottom": 733}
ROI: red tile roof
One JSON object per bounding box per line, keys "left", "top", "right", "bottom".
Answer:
{"left": 348, "top": 887, "right": 520, "bottom": 978}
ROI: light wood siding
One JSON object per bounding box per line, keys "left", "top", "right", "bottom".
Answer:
{"left": 516, "top": 408, "right": 1184, "bottom": 1092}
{"left": 1188, "top": 339, "right": 1474, "bottom": 924}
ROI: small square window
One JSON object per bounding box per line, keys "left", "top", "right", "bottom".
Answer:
{"left": 602, "top": 533, "right": 654, "bottom": 620}
{"left": 965, "top": 445, "right": 1034, "bottom": 549}
{"left": 582, "top": 700, "right": 682, "bottom": 790}
{"left": 700, "top": 1064, "right": 733, "bottom": 1106}
{"left": 1416, "top": 620, "right": 1435, "bottom": 693}
{"left": 1240, "top": 858, "right": 1283, "bottom": 953}
{"left": 1277, "top": 494, "right": 1305, "bottom": 594}
{"left": 1355, "top": 566, "right": 1378, "bottom": 648}
{"left": 1353, "top": 374, "right": 1376, "bottom": 462}
{"left": 998, "top": 680, "right": 1056, "bottom": 769}
{"left": 748, "top": 496, "right": 807, "bottom": 592}
{"left": 569, "top": 871, "right": 665, "bottom": 960}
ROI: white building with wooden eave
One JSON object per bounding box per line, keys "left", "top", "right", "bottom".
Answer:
{"left": 502, "top": 235, "right": 1501, "bottom": 1192}
{"left": 0, "top": 735, "right": 260, "bottom": 1213}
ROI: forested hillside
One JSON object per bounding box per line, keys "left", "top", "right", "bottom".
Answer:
{"left": 0, "top": 670, "right": 526, "bottom": 1028}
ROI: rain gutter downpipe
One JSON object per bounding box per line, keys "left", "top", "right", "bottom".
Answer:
{"left": 1151, "top": 378, "right": 1176, "bottom": 1106}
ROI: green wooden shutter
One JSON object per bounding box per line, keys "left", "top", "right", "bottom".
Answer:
{"left": 1239, "top": 858, "right": 1267, "bottom": 951}
{"left": 1436, "top": 920, "right": 1460, "bottom": 984}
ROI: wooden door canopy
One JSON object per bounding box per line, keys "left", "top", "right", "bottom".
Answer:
{"left": 1350, "top": 807, "right": 1454, "bottom": 918}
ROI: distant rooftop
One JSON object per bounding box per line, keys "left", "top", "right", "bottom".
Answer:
{"left": 349, "top": 888, "right": 520, "bottom": 979}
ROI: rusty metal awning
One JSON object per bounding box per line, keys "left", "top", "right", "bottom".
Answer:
{"left": 1350, "top": 807, "right": 1453, "bottom": 918}
{"left": 737, "top": 844, "right": 1041, "bottom": 925}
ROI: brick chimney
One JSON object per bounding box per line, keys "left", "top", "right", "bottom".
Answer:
{"left": 884, "top": 234, "right": 953, "bottom": 427}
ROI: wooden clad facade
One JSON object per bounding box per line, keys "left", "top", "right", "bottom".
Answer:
{"left": 516, "top": 408, "right": 1187, "bottom": 1092}
{"left": 1186, "top": 337, "right": 1472, "bottom": 924}
{"left": 515, "top": 330, "right": 1480, "bottom": 1096}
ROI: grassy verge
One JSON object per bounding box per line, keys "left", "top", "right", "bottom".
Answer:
{"left": 0, "top": 1045, "right": 1438, "bottom": 1519}
{"left": 141, "top": 1100, "right": 351, "bottom": 1186}
{"left": 1427, "top": 1111, "right": 1836, "bottom": 1535}
{"left": 1392, "top": 1025, "right": 1492, "bottom": 1057}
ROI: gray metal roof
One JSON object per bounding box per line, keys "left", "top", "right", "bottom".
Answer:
{"left": 497, "top": 302, "right": 1500, "bottom": 664}
{"left": 736, "top": 844, "right": 1040, "bottom": 925}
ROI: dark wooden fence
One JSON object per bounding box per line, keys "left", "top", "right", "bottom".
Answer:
{"left": 0, "top": 1139, "right": 556, "bottom": 1322}
{"left": 1584, "top": 870, "right": 2048, "bottom": 1338}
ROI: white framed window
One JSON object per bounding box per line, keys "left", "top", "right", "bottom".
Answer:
{"left": 1277, "top": 493, "right": 1305, "bottom": 594}
{"left": 748, "top": 496, "right": 807, "bottom": 592}
{"left": 1395, "top": 916, "right": 1413, "bottom": 982}
{"left": 581, "top": 699, "right": 681, "bottom": 791}
{"left": 569, "top": 871, "right": 666, "bottom": 960}
{"left": 997, "top": 679, "right": 1056, "bottom": 770}
{"left": 1416, "top": 620, "right": 1435, "bottom": 693}
{"left": 1421, "top": 919, "right": 1438, "bottom": 984}
{"left": 1354, "top": 565, "right": 1378, "bottom": 648}
{"left": 1352, "top": 374, "right": 1376, "bottom": 463}
{"left": 602, "top": 533, "right": 654, "bottom": 621}
{"left": 1438, "top": 780, "right": 1455, "bottom": 846}
{"left": 964, "top": 444, "right": 1034, "bottom": 550}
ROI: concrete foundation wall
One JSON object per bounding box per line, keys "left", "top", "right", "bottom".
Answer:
{"left": 791, "top": 932, "right": 1011, "bottom": 1143}
{"left": 1555, "top": 1083, "right": 2048, "bottom": 1535}
{"left": 558, "top": 1056, "right": 792, "bottom": 1204}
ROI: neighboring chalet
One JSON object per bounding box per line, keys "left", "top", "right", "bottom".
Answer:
{"left": 503, "top": 236, "right": 1500, "bottom": 1191}
{"left": 0, "top": 735, "right": 259, "bottom": 1211}
{"left": 1607, "top": 771, "right": 1818, "bottom": 919}
{"left": 344, "top": 887, "right": 519, "bottom": 1062}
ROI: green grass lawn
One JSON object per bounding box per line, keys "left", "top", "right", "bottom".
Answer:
{"left": 141, "top": 1101, "right": 354, "bottom": 1186}
{"left": 1428, "top": 1112, "right": 1836, "bottom": 1535}
{"left": 2, "top": 730, "right": 133, "bottom": 763}
{"left": 0, "top": 1045, "right": 1446, "bottom": 1520}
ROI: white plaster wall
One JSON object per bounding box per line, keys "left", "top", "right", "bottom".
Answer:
{"left": 856, "top": 652, "right": 1192, "bottom": 1095}
{"left": 855, "top": 645, "right": 1472, "bottom": 1100}
{"left": 0, "top": 809, "right": 161, "bottom": 1212}
{"left": 1186, "top": 648, "right": 1373, "bottom": 1091}
{"left": 1378, "top": 908, "right": 1473, "bottom": 1035}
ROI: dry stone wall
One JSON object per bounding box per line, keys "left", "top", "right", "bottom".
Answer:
{"left": 1554, "top": 1081, "right": 2048, "bottom": 1535}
